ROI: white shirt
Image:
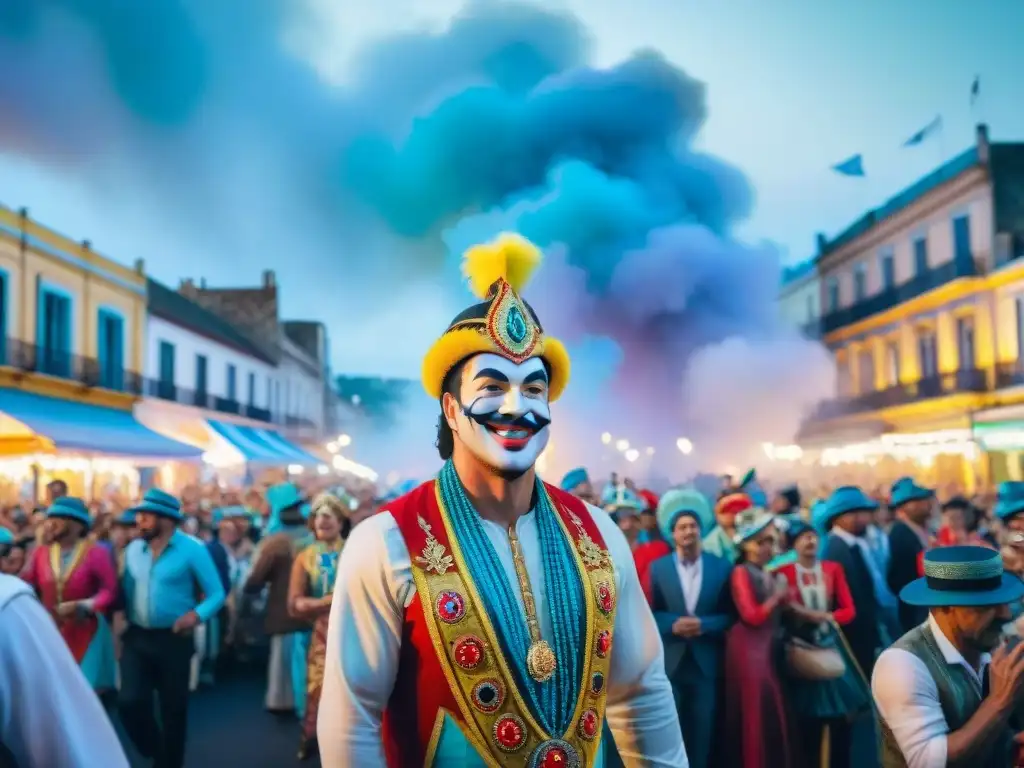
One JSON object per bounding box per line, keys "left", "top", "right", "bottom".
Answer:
{"left": 872, "top": 614, "right": 990, "bottom": 768}
{"left": 675, "top": 555, "right": 703, "bottom": 615}
{"left": 318, "top": 502, "right": 687, "bottom": 767}
{"left": 0, "top": 575, "right": 129, "bottom": 768}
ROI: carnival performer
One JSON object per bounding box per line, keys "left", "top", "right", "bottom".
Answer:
{"left": 109, "top": 509, "right": 138, "bottom": 576}
{"left": 723, "top": 506, "right": 796, "bottom": 768}
{"left": 647, "top": 488, "right": 732, "bottom": 768}
{"left": 319, "top": 233, "right": 686, "bottom": 767}
{"left": 21, "top": 496, "right": 119, "bottom": 692}
{"left": 561, "top": 467, "right": 599, "bottom": 506}
{"left": 288, "top": 492, "right": 350, "bottom": 760}
{"left": 777, "top": 520, "right": 870, "bottom": 768}
{"left": 873, "top": 546, "right": 1024, "bottom": 767}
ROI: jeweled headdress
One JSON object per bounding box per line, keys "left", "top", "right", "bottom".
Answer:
{"left": 421, "top": 233, "right": 571, "bottom": 401}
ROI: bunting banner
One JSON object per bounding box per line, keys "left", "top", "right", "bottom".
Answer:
{"left": 903, "top": 115, "right": 942, "bottom": 147}
{"left": 832, "top": 154, "right": 865, "bottom": 177}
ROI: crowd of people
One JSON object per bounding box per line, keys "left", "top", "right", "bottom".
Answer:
{"left": 6, "top": 232, "right": 1024, "bottom": 768}
{"left": 0, "top": 474, "right": 375, "bottom": 767}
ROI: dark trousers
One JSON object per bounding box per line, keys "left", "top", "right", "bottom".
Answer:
{"left": 674, "top": 675, "right": 717, "bottom": 768}
{"left": 801, "top": 717, "right": 852, "bottom": 768}
{"left": 118, "top": 625, "right": 194, "bottom": 768}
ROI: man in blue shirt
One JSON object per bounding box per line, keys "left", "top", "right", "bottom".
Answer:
{"left": 118, "top": 488, "right": 226, "bottom": 768}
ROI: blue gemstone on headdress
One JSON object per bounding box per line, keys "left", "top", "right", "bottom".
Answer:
{"left": 506, "top": 305, "right": 527, "bottom": 344}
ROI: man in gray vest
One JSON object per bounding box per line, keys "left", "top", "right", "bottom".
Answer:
{"left": 873, "top": 545, "right": 1024, "bottom": 767}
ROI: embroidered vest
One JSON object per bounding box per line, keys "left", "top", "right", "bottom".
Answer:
{"left": 384, "top": 480, "right": 616, "bottom": 768}
{"left": 878, "top": 624, "right": 1013, "bottom": 767}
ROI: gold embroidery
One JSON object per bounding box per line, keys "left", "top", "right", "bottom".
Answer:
{"left": 407, "top": 484, "right": 616, "bottom": 768}
{"left": 563, "top": 507, "right": 612, "bottom": 570}
{"left": 415, "top": 515, "right": 455, "bottom": 575}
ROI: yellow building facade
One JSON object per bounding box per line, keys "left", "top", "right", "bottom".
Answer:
{"left": 0, "top": 204, "right": 195, "bottom": 501}
{"left": 0, "top": 203, "right": 147, "bottom": 408}
{"left": 802, "top": 126, "right": 1024, "bottom": 490}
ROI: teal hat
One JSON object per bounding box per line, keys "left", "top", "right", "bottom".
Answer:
{"left": 602, "top": 485, "right": 644, "bottom": 515}
{"left": 113, "top": 509, "right": 137, "bottom": 527}
{"left": 820, "top": 486, "right": 878, "bottom": 530}
{"left": 656, "top": 488, "right": 713, "bottom": 540}
{"left": 733, "top": 507, "right": 775, "bottom": 544}
{"left": 901, "top": 545, "right": 1024, "bottom": 607}
{"left": 810, "top": 500, "right": 829, "bottom": 532}
{"left": 560, "top": 467, "right": 590, "bottom": 492}
{"left": 0, "top": 528, "right": 14, "bottom": 546}
{"left": 267, "top": 483, "right": 305, "bottom": 517}
{"left": 995, "top": 481, "right": 1024, "bottom": 522}
{"left": 134, "top": 488, "right": 183, "bottom": 521}
{"left": 784, "top": 519, "right": 816, "bottom": 548}
{"left": 46, "top": 497, "right": 91, "bottom": 526}
{"left": 890, "top": 477, "right": 934, "bottom": 509}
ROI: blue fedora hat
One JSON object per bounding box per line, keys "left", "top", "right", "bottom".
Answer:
{"left": 890, "top": 476, "right": 934, "bottom": 509}
{"left": 46, "top": 497, "right": 91, "bottom": 527}
{"left": 657, "top": 488, "right": 713, "bottom": 540}
{"left": 820, "top": 486, "right": 878, "bottom": 530}
{"left": 995, "top": 481, "right": 1024, "bottom": 522}
{"left": 733, "top": 507, "right": 776, "bottom": 544}
{"left": 113, "top": 509, "right": 137, "bottom": 527}
{"left": 901, "top": 545, "right": 1024, "bottom": 607}
{"left": 134, "top": 488, "right": 183, "bottom": 521}
{"left": 560, "top": 467, "right": 590, "bottom": 493}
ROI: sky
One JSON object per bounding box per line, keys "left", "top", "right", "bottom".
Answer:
{"left": 2, "top": 0, "right": 1022, "bottom": 380}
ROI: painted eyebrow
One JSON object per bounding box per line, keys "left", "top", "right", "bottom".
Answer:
{"left": 524, "top": 370, "right": 548, "bottom": 385}
{"left": 473, "top": 368, "right": 510, "bottom": 383}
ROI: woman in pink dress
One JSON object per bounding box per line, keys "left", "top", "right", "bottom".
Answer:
{"left": 723, "top": 507, "right": 796, "bottom": 768}
{"left": 22, "top": 496, "right": 119, "bottom": 690}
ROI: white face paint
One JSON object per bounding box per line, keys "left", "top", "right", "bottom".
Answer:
{"left": 448, "top": 353, "right": 552, "bottom": 474}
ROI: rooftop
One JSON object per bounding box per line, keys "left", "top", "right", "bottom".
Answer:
{"left": 147, "top": 279, "right": 275, "bottom": 365}
{"left": 814, "top": 124, "right": 1024, "bottom": 262}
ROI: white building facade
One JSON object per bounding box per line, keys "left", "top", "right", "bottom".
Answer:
{"left": 778, "top": 259, "right": 821, "bottom": 336}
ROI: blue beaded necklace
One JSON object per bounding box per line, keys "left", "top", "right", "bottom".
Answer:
{"left": 438, "top": 460, "right": 585, "bottom": 736}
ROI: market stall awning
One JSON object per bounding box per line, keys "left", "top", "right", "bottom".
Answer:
{"left": 206, "top": 420, "right": 323, "bottom": 465}
{"left": 0, "top": 390, "right": 203, "bottom": 459}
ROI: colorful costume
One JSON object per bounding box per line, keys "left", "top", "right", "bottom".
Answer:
{"left": 294, "top": 540, "right": 342, "bottom": 743}
{"left": 722, "top": 508, "right": 795, "bottom": 768}
{"left": 318, "top": 234, "right": 685, "bottom": 767}
{"left": 22, "top": 497, "right": 118, "bottom": 690}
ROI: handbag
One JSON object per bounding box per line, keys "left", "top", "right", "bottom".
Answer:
{"left": 784, "top": 635, "right": 846, "bottom": 681}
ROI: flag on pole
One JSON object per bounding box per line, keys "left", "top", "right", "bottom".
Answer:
{"left": 970, "top": 75, "right": 980, "bottom": 106}
{"left": 903, "top": 115, "right": 943, "bottom": 147}
{"left": 832, "top": 154, "right": 865, "bottom": 177}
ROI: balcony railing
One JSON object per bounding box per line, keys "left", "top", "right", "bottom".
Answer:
{"left": 821, "top": 256, "right": 978, "bottom": 335}
{"left": 141, "top": 378, "right": 273, "bottom": 423}
{"left": 0, "top": 337, "right": 142, "bottom": 395}
{"left": 811, "top": 367, "right": 989, "bottom": 420}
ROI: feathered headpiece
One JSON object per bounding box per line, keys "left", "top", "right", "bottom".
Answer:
{"left": 421, "top": 233, "right": 571, "bottom": 401}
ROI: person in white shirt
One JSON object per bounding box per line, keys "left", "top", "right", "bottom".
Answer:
{"left": 0, "top": 573, "right": 129, "bottom": 768}
{"left": 872, "top": 545, "right": 1024, "bottom": 767}
{"left": 318, "top": 233, "right": 686, "bottom": 767}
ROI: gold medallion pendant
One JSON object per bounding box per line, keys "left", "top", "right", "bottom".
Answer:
{"left": 526, "top": 639, "right": 557, "bottom": 683}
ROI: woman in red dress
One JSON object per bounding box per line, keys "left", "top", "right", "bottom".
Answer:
{"left": 723, "top": 507, "right": 796, "bottom": 768}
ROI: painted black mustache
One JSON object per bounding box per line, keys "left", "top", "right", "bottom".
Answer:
{"left": 462, "top": 407, "right": 551, "bottom": 432}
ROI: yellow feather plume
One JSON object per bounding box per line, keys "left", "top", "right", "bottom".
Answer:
{"left": 462, "top": 232, "right": 542, "bottom": 299}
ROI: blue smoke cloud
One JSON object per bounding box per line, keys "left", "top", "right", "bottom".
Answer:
{"left": 0, "top": 1, "right": 834, "bottom": 475}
